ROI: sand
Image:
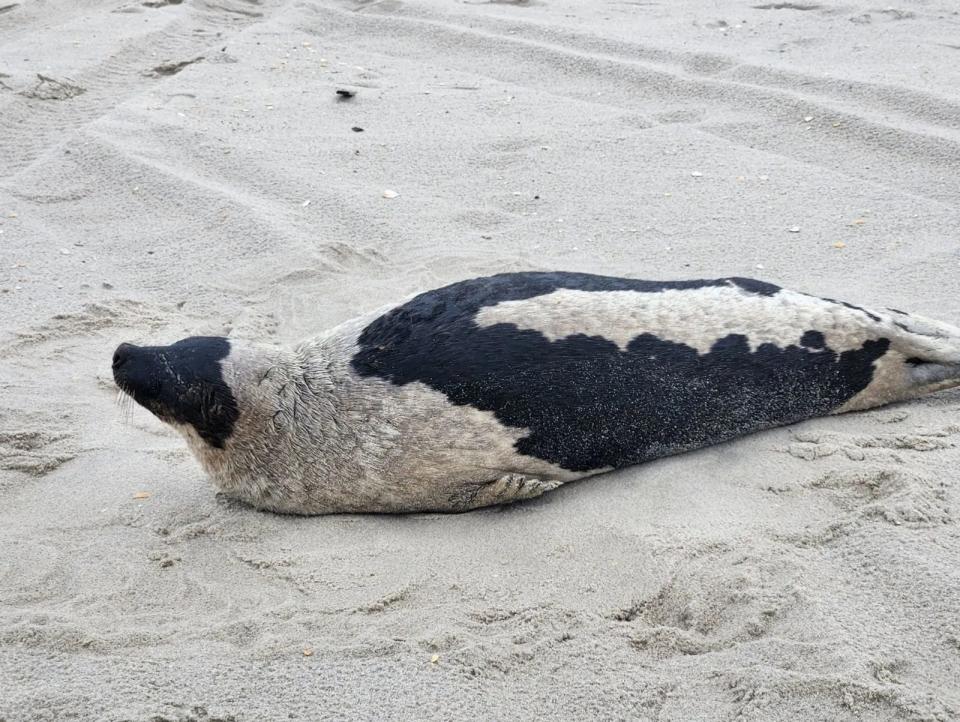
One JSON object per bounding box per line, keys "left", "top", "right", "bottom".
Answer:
{"left": 2, "top": 0, "right": 960, "bottom": 719}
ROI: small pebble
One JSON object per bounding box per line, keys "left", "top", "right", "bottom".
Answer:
{"left": 351, "top": 126, "right": 364, "bottom": 132}
{"left": 60, "top": 248, "right": 71, "bottom": 255}
{"left": 803, "top": 116, "right": 813, "bottom": 122}
{"left": 788, "top": 226, "right": 800, "bottom": 233}
{"left": 833, "top": 241, "right": 846, "bottom": 249}
{"left": 690, "top": 171, "right": 703, "bottom": 177}
{"left": 303, "top": 647, "right": 314, "bottom": 657}
{"left": 382, "top": 189, "right": 399, "bottom": 199}
{"left": 302, "top": 200, "right": 312, "bottom": 207}
{"left": 430, "top": 654, "right": 439, "bottom": 664}
{"left": 756, "top": 264, "right": 765, "bottom": 270}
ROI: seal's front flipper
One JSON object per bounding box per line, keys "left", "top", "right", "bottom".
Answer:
{"left": 448, "top": 474, "right": 564, "bottom": 512}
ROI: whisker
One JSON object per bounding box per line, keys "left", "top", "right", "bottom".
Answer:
{"left": 115, "top": 389, "right": 136, "bottom": 423}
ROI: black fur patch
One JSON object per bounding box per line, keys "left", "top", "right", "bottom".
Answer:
{"left": 818, "top": 296, "right": 882, "bottom": 322}
{"left": 113, "top": 336, "right": 238, "bottom": 448}
{"left": 728, "top": 277, "right": 781, "bottom": 296}
{"left": 352, "top": 272, "right": 888, "bottom": 472}
{"left": 800, "top": 330, "right": 826, "bottom": 349}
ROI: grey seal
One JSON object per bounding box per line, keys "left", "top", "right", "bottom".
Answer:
{"left": 113, "top": 272, "right": 960, "bottom": 514}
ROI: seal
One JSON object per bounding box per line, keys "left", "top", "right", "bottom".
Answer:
{"left": 113, "top": 272, "right": 960, "bottom": 514}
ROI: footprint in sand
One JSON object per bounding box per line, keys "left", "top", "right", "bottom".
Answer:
{"left": 807, "top": 468, "right": 952, "bottom": 527}
{"left": 611, "top": 551, "right": 801, "bottom": 659}
{"left": 785, "top": 426, "right": 957, "bottom": 462}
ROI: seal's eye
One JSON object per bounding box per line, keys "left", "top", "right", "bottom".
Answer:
{"left": 113, "top": 337, "right": 239, "bottom": 448}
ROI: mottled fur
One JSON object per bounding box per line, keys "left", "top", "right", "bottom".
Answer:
{"left": 115, "top": 274, "right": 960, "bottom": 514}
{"left": 171, "top": 316, "right": 578, "bottom": 514}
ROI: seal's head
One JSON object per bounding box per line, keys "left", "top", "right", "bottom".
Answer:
{"left": 113, "top": 336, "right": 318, "bottom": 509}
{"left": 112, "top": 337, "right": 241, "bottom": 448}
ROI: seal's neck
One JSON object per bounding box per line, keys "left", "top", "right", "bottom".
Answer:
{"left": 184, "top": 343, "right": 351, "bottom": 511}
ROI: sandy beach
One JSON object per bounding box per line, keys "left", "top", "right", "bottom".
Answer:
{"left": 2, "top": 0, "right": 960, "bottom": 719}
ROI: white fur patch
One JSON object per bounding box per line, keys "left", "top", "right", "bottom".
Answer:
{"left": 473, "top": 286, "right": 876, "bottom": 354}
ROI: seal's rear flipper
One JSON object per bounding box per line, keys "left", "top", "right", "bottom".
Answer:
{"left": 892, "top": 311, "right": 960, "bottom": 394}
{"left": 906, "top": 358, "right": 960, "bottom": 390}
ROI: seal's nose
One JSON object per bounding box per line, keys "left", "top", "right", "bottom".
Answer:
{"left": 113, "top": 342, "right": 136, "bottom": 370}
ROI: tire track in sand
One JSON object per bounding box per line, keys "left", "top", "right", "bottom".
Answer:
{"left": 0, "top": 0, "right": 286, "bottom": 179}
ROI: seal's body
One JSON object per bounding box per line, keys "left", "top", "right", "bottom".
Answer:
{"left": 113, "top": 272, "right": 960, "bottom": 514}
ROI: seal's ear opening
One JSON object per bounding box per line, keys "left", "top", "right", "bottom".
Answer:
{"left": 112, "top": 337, "right": 239, "bottom": 448}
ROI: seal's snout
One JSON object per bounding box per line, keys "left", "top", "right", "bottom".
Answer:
{"left": 112, "top": 341, "right": 162, "bottom": 405}
{"left": 112, "top": 342, "right": 148, "bottom": 388}
{"left": 112, "top": 342, "right": 135, "bottom": 371}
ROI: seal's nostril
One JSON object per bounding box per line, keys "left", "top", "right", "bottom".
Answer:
{"left": 113, "top": 343, "right": 134, "bottom": 370}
